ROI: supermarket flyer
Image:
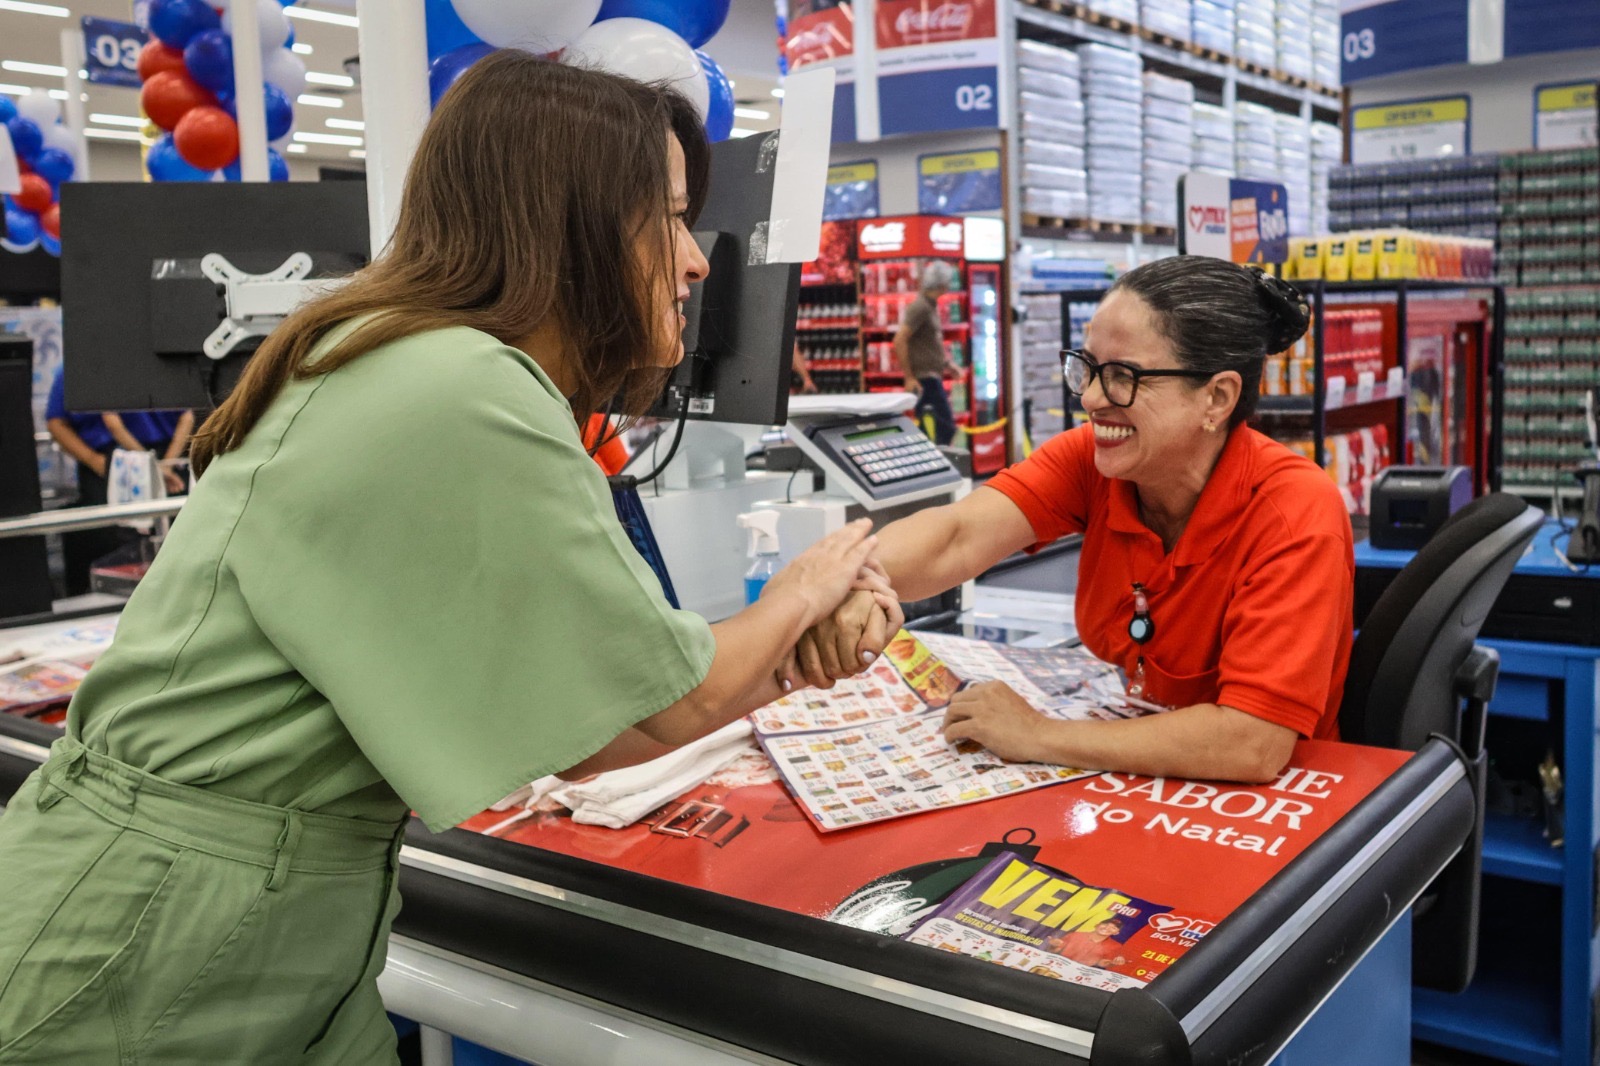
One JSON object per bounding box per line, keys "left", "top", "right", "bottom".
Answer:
{"left": 760, "top": 714, "right": 1090, "bottom": 830}
{"left": 902, "top": 851, "right": 1176, "bottom": 992}
{"left": 756, "top": 631, "right": 1103, "bottom": 830}
{"left": 0, "top": 657, "right": 92, "bottom": 718}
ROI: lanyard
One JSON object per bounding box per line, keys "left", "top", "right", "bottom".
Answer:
{"left": 1128, "top": 582, "right": 1153, "bottom": 700}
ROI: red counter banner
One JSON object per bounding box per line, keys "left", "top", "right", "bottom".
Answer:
{"left": 463, "top": 740, "right": 1408, "bottom": 986}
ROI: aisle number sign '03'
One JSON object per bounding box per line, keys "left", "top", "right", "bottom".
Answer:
{"left": 1535, "top": 81, "right": 1598, "bottom": 149}
{"left": 875, "top": 0, "right": 1001, "bottom": 137}
{"left": 1178, "top": 173, "right": 1289, "bottom": 266}
{"left": 80, "top": 16, "right": 145, "bottom": 89}
{"left": 1348, "top": 97, "right": 1471, "bottom": 165}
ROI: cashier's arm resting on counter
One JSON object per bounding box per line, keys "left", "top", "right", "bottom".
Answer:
{"left": 799, "top": 257, "right": 1357, "bottom": 785}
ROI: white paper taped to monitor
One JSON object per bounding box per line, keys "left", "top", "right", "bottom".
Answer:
{"left": 762, "top": 65, "right": 836, "bottom": 267}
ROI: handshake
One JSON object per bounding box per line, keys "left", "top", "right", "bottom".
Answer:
{"left": 756, "top": 519, "right": 905, "bottom": 695}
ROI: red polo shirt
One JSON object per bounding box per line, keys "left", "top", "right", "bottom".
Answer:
{"left": 986, "top": 424, "right": 1353, "bottom": 739}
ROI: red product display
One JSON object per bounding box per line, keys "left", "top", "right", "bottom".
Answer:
{"left": 1321, "top": 309, "right": 1386, "bottom": 388}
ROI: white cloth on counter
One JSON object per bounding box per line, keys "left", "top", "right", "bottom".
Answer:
{"left": 489, "top": 719, "right": 755, "bottom": 829}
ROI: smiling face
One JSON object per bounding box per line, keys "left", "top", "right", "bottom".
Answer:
{"left": 1079, "top": 290, "right": 1239, "bottom": 487}
{"left": 642, "top": 135, "right": 711, "bottom": 368}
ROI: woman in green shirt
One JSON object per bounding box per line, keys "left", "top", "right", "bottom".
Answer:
{"left": 0, "top": 54, "right": 894, "bottom": 1064}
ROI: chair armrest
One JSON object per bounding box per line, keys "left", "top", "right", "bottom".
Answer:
{"left": 1452, "top": 644, "right": 1499, "bottom": 760}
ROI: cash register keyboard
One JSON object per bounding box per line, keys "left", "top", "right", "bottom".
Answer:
{"left": 843, "top": 435, "right": 948, "bottom": 486}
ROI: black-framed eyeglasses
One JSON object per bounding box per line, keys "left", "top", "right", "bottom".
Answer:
{"left": 1059, "top": 349, "right": 1215, "bottom": 408}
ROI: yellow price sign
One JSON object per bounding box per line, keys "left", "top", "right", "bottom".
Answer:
{"left": 919, "top": 150, "right": 1002, "bottom": 176}
{"left": 827, "top": 162, "right": 879, "bottom": 185}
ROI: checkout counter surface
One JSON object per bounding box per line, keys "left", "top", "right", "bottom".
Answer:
{"left": 0, "top": 605, "right": 1474, "bottom": 1066}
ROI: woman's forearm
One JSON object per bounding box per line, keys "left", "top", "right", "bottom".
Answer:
{"left": 632, "top": 589, "right": 811, "bottom": 746}
{"left": 876, "top": 488, "right": 1037, "bottom": 602}
{"left": 1036, "top": 704, "right": 1297, "bottom": 784}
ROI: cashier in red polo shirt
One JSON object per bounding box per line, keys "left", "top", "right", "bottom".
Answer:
{"left": 798, "top": 256, "right": 1354, "bottom": 783}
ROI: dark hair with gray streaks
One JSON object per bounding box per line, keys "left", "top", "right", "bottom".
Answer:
{"left": 1108, "top": 256, "right": 1310, "bottom": 427}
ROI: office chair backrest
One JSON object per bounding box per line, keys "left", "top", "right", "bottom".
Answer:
{"left": 1340, "top": 493, "right": 1542, "bottom": 750}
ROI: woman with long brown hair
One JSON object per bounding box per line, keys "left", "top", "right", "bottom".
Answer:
{"left": 0, "top": 53, "right": 892, "bottom": 1064}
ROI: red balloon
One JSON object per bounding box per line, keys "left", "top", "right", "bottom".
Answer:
{"left": 40, "top": 203, "right": 60, "bottom": 240}
{"left": 137, "top": 39, "right": 186, "bottom": 82}
{"left": 173, "top": 105, "right": 239, "bottom": 171}
{"left": 141, "top": 69, "right": 213, "bottom": 132}
{"left": 14, "top": 174, "right": 51, "bottom": 214}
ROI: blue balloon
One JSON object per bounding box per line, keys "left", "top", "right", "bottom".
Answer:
{"left": 4, "top": 206, "right": 40, "bottom": 247}
{"left": 40, "top": 232, "right": 60, "bottom": 257}
{"left": 596, "top": 0, "right": 731, "bottom": 49}
{"left": 428, "top": 43, "right": 496, "bottom": 109}
{"left": 697, "top": 51, "right": 733, "bottom": 142}
{"left": 0, "top": 97, "right": 15, "bottom": 125}
{"left": 284, "top": 23, "right": 295, "bottom": 46}
{"left": 149, "top": 0, "right": 221, "bottom": 50}
{"left": 146, "top": 133, "right": 214, "bottom": 181}
{"left": 219, "top": 84, "right": 294, "bottom": 141}
{"left": 223, "top": 147, "right": 290, "bottom": 182}
{"left": 5, "top": 117, "right": 43, "bottom": 165}
{"left": 425, "top": 0, "right": 482, "bottom": 62}
{"left": 184, "top": 29, "right": 235, "bottom": 93}
{"left": 31, "top": 146, "right": 74, "bottom": 184}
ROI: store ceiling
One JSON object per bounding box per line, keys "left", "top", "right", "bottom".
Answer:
{"left": 0, "top": 0, "right": 784, "bottom": 172}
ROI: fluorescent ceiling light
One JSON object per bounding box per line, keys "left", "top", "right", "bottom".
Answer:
{"left": 291, "top": 43, "right": 314, "bottom": 55}
{"left": 0, "top": 1, "right": 70, "bottom": 16}
{"left": 85, "top": 128, "right": 143, "bottom": 141}
{"left": 48, "top": 89, "right": 69, "bottom": 100}
{"left": 283, "top": 7, "right": 359, "bottom": 27}
{"left": 287, "top": 143, "right": 308, "bottom": 153}
{"left": 90, "top": 113, "right": 145, "bottom": 127}
{"left": 733, "top": 107, "right": 770, "bottom": 120}
{"left": 729, "top": 127, "right": 758, "bottom": 138}
{"left": 294, "top": 130, "right": 362, "bottom": 145}
{"left": 349, "top": 149, "right": 365, "bottom": 159}
{"left": 304, "top": 72, "right": 354, "bottom": 87}
{"left": 297, "top": 94, "right": 343, "bottom": 108}
{"left": 771, "top": 87, "right": 784, "bottom": 98}
{"left": 2, "top": 60, "right": 67, "bottom": 77}
{"left": 0, "top": 83, "right": 34, "bottom": 95}
{"left": 325, "top": 118, "right": 364, "bottom": 130}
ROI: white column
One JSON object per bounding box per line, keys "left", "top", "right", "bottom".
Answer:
{"left": 356, "top": 0, "right": 430, "bottom": 258}
{"left": 230, "top": 1, "right": 270, "bottom": 181}
{"left": 58, "top": 28, "right": 90, "bottom": 180}
{"left": 852, "top": 0, "right": 880, "bottom": 142}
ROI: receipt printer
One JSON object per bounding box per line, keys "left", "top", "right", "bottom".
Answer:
{"left": 1369, "top": 466, "right": 1472, "bottom": 550}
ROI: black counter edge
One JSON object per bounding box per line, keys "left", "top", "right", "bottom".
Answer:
{"left": 1147, "top": 740, "right": 1476, "bottom": 1064}
{"left": 397, "top": 864, "right": 1093, "bottom": 1066}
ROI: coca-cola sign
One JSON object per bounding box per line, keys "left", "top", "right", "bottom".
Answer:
{"left": 784, "top": 4, "right": 854, "bottom": 67}
{"left": 876, "top": 0, "right": 995, "bottom": 49}
{"left": 928, "top": 221, "right": 964, "bottom": 251}
{"left": 859, "top": 221, "right": 908, "bottom": 254}
{"left": 895, "top": 2, "right": 973, "bottom": 39}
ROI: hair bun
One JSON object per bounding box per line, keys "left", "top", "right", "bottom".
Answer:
{"left": 1250, "top": 269, "right": 1311, "bottom": 352}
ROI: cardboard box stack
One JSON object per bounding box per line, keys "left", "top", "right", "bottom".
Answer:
{"left": 1079, "top": 43, "right": 1145, "bottom": 225}
{"left": 1017, "top": 40, "right": 1088, "bottom": 221}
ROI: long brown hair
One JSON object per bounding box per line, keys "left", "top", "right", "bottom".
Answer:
{"left": 191, "top": 52, "right": 710, "bottom": 474}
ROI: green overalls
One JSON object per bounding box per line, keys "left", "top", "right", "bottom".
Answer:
{"left": 0, "top": 324, "right": 715, "bottom": 1062}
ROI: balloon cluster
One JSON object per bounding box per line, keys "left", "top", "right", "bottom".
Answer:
{"left": 2, "top": 91, "right": 79, "bottom": 257}
{"left": 425, "top": 0, "right": 736, "bottom": 142}
{"left": 137, "top": 0, "right": 302, "bottom": 183}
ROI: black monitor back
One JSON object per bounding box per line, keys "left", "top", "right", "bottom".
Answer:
{"left": 59, "top": 182, "right": 369, "bottom": 413}
{"left": 657, "top": 133, "right": 800, "bottom": 427}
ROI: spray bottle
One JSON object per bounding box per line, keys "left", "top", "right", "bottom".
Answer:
{"left": 737, "top": 509, "right": 782, "bottom": 605}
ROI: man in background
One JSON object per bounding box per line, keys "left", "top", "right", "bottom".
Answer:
{"left": 894, "top": 261, "right": 958, "bottom": 446}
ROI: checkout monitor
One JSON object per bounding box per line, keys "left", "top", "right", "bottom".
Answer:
{"left": 654, "top": 132, "right": 801, "bottom": 429}
{"left": 58, "top": 181, "right": 369, "bottom": 413}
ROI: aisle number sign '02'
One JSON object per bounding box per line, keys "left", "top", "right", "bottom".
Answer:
{"left": 1348, "top": 97, "right": 1471, "bottom": 165}
{"left": 876, "top": 0, "right": 1001, "bottom": 137}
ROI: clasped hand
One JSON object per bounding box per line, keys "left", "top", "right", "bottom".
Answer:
{"left": 788, "top": 560, "right": 904, "bottom": 691}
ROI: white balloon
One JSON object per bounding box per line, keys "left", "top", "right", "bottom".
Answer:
{"left": 16, "top": 91, "right": 60, "bottom": 127}
{"left": 223, "top": 0, "right": 291, "bottom": 53}
{"left": 39, "top": 122, "right": 84, "bottom": 172}
{"left": 0, "top": 237, "right": 40, "bottom": 255}
{"left": 263, "top": 49, "right": 308, "bottom": 100}
{"left": 565, "top": 18, "right": 709, "bottom": 118}
{"left": 450, "top": 0, "right": 600, "bottom": 53}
